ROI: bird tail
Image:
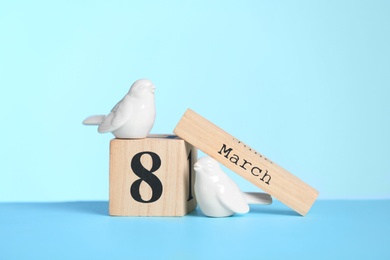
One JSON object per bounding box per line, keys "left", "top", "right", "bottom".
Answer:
{"left": 243, "top": 192, "right": 272, "bottom": 205}
{"left": 82, "top": 115, "right": 106, "bottom": 125}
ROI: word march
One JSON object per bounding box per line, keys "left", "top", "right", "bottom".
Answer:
{"left": 218, "top": 143, "right": 272, "bottom": 185}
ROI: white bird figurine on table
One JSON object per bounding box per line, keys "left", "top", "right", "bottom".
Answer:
{"left": 82, "top": 79, "right": 156, "bottom": 139}
{"left": 194, "top": 156, "right": 272, "bottom": 217}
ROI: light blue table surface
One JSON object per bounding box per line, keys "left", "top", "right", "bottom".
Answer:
{"left": 1, "top": 200, "right": 389, "bottom": 259}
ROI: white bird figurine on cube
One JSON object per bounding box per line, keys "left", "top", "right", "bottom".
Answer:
{"left": 83, "top": 79, "right": 156, "bottom": 139}
{"left": 194, "top": 156, "right": 272, "bottom": 217}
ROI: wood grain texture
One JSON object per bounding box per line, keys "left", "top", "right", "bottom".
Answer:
{"left": 109, "top": 135, "right": 197, "bottom": 216}
{"left": 174, "top": 109, "right": 319, "bottom": 216}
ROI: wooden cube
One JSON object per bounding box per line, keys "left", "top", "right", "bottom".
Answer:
{"left": 109, "top": 135, "right": 197, "bottom": 216}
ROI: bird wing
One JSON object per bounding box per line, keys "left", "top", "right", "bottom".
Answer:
{"left": 216, "top": 180, "right": 249, "bottom": 214}
{"left": 98, "top": 96, "right": 132, "bottom": 133}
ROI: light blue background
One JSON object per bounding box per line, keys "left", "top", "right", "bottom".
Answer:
{"left": 1, "top": 0, "right": 389, "bottom": 202}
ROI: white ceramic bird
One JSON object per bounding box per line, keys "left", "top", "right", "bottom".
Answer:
{"left": 194, "top": 156, "right": 272, "bottom": 217}
{"left": 82, "top": 79, "right": 156, "bottom": 139}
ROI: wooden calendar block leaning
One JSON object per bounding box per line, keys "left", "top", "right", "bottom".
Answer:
{"left": 174, "top": 109, "right": 319, "bottom": 216}
{"left": 109, "top": 135, "right": 197, "bottom": 216}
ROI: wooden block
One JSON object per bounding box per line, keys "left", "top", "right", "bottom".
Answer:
{"left": 174, "top": 109, "right": 319, "bottom": 216}
{"left": 109, "top": 134, "right": 197, "bottom": 216}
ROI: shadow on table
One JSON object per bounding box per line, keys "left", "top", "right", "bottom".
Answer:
{"left": 187, "top": 204, "right": 300, "bottom": 217}
{"left": 31, "top": 201, "right": 300, "bottom": 217}
{"left": 33, "top": 201, "right": 109, "bottom": 216}
{"left": 250, "top": 205, "right": 300, "bottom": 216}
